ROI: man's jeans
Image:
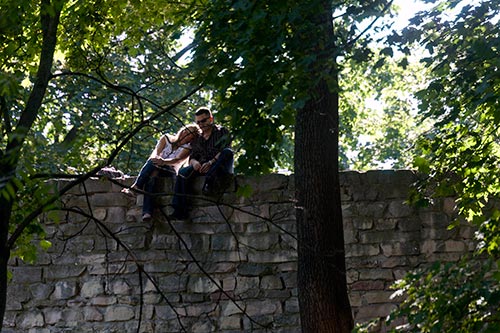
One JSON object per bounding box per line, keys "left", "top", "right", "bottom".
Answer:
{"left": 136, "top": 159, "right": 175, "bottom": 215}
{"left": 172, "top": 148, "right": 234, "bottom": 218}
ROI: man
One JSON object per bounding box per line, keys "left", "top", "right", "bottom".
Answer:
{"left": 170, "top": 107, "right": 233, "bottom": 220}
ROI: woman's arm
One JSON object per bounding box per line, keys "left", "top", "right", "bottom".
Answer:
{"left": 152, "top": 147, "right": 191, "bottom": 166}
{"left": 150, "top": 135, "right": 167, "bottom": 158}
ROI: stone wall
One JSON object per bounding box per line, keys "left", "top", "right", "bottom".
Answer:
{"left": 4, "top": 170, "right": 475, "bottom": 332}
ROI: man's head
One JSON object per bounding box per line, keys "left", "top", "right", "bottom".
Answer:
{"left": 194, "top": 107, "right": 214, "bottom": 132}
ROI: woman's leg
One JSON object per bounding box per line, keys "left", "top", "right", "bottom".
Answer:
{"left": 134, "top": 159, "right": 157, "bottom": 189}
{"left": 142, "top": 166, "right": 176, "bottom": 220}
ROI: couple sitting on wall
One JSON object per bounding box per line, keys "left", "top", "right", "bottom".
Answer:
{"left": 122, "top": 107, "right": 233, "bottom": 221}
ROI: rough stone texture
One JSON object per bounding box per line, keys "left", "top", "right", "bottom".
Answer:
{"left": 4, "top": 170, "right": 475, "bottom": 332}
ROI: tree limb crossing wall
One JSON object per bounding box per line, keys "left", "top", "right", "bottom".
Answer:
{"left": 4, "top": 170, "right": 475, "bottom": 332}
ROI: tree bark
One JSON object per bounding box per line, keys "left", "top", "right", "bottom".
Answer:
{"left": 295, "top": 1, "right": 353, "bottom": 332}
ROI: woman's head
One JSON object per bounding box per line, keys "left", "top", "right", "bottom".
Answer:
{"left": 176, "top": 124, "right": 201, "bottom": 145}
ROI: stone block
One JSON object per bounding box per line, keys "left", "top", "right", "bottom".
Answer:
{"left": 239, "top": 234, "right": 279, "bottom": 251}
{"left": 445, "top": 240, "right": 466, "bottom": 252}
{"left": 237, "top": 263, "right": 273, "bottom": 277}
{"left": 341, "top": 203, "right": 356, "bottom": 218}
{"left": 345, "top": 244, "right": 380, "bottom": 257}
{"left": 281, "top": 272, "right": 297, "bottom": 289}
{"left": 30, "top": 283, "right": 54, "bottom": 300}
{"left": 170, "top": 221, "right": 217, "bottom": 234}
{"left": 42, "top": 309, "right": 62, "bottom": 325}
{"left": 80, "top": 279, "right": 104, "bottom": 298}
{"left": 62, "top": 194, "right": 89, "bottom": 208}
{"left": 91, "top": 296, "right": 117, "bottom": 306}
{"left": 387, "top": 200, "right": 414, "bottom": 218}
{"left": 247, "top": 248, "right": 297, "bottom": 263}
{"left": 357, "top": 202, "right": 387, "bottom": 218}
{"left": 220, "top": 315, "right": 242, "bottom": 330}
{"left": 211, "top": 234, "right": 238, "bottom": 251}
{"left": 354, "top": 303, "right": 397, "bottom": 320}
{"left": 420, "top": 211, "right": 450, "bottom": 228}
{"left": 397, "top": 217, "right": 421, "bottom": 232}
{"left": 246, "top": 222, "right": 270, "bottom": 233}
{"left": 256, "top": 174, "right": 289, "bottom": 193}
{"left": 83, "top": 306, "right": 104, "bottom": 322}
{"left": 104, "top": 206, "right": 127, "bottom": 223}
{"left": 245, "top": 299, "right": 282, "bottom": 316}
{"left": 381, "top": 241, "right": 420, "bottom": 256}
{"left": 351, "top": 185, "right": 379, "bottom": 201}
{"left": 349, "top": 291, "right": 362, "bottom": 307}
{"left": 44, "top": 265, "right": 86, "bottom": 280}
{"left": 359, "top": 230, "right": 397, "bottom": 244}
{"left": 82, "top": 178, "right": 113, "bottom": 193}
{"left": 90, "top": 193, "right": 129, "bottom": 207}
{"left": 52, "top": 281, "right": 77, "bottom": 300}
{"left": 221, "top": 301, "right": 244, "bottom": 316}
{"left": 190, "top": 319, "right": 216, "bottom": 333}
{"left": 104, "top": 305, "right": 135, "bottom": 322}
{"left": 421, "top": 240, "right": 443, "bottom": 255}
{"left": 187, "top": 276, "right": 219, "bottom": 293}
{"left": 56, "top": 179, "right": 80, "bottom": 194}
{"left": 284, "top": 297, "right": 300, "bottom": 313}
{"left": 351, "top": 218, "right": 374, "bottom": 230}
{"left": 8, "top": 284, "right": 31, "bottom": 305}
{"left": 339, "top": 171, "right": 362, "bottom": 185}
{"left": 363, "top": 291, "right": 395, "bottom": 304}
{"left": 155, "top": 275, "right": 188, "bottom": 293}
{"left": 380, "top": 256, "right": 409, "bottom": 268}
{"left": 235, "top": 276, "right": 259, "bottom": 293}
{"left": 260, "top": 275, "right": 283, "bottom": 289}
{"left": 60, "top": 307, "right": 84, "bottom": 324}
{"left": 18, "top": 310, "right": 44, "bottom": 329}
{"left": 11, "top": 267, "right": 42, "bottom": 284}
{"left": 280, "top": 233, "right": 298, "bottom": 250}
{"left": 421, "top": 226, "right": 456, "bottom": 240}
{"left": 350, "top": 280, "right": 385, "bottom": 291}
{"left": 358, "top": 269, "right": 394, "bottom": 281}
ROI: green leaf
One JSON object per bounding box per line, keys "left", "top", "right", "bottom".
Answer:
{"left": 236, "top": 184, "right": 253, "bottom": 198}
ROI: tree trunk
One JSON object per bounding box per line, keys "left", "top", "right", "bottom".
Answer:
{"left": 0, "top": 1, "right": 61, "bottom": 329}
{"left": 294, "top": 2, "right": 353, "bottom": 332}
{"left": 0, "top": 198, "right": 12, "bottom": 332}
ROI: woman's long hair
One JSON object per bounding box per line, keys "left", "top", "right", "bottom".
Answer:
{"left": 166, "top": 124, "right": 201, "bottom": 146}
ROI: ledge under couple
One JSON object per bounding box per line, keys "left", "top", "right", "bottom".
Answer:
{"left": 122, "top": 107, "right": 234, "bottom": 221}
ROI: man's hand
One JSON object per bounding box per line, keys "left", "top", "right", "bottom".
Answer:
{"left": 199, "top": 162, "right": 211, "bottom": 174}
{"left": 192, "top": 160, "right": 202, "bottom": 172}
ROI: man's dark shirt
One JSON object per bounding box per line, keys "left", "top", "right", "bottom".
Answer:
{"left": 190, "top": 125, "right": 231, "bottom": 164}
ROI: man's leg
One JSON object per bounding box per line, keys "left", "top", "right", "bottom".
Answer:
{"left": 203, "top": 148, "right": 234, "bottom": 195}
{"left": 171, "top": 166, "right": 197, "bottom": 219}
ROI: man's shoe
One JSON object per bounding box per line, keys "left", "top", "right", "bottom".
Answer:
{"left": 142, "top": 213, "right": 152, "bottom": 222}
{"left": 219, "top": 173, "right": 234, "bottom": 192}
{"left": 202, "top": 182, "right": 213, "bottom": 196}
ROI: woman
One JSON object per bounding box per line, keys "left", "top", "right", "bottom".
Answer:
{"left": 122, "top": 124, "right": 201, "bottom": 221}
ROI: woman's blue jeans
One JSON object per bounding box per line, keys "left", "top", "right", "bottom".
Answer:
{"left": 136, "top": 159, "right": 175, "bottom": 215}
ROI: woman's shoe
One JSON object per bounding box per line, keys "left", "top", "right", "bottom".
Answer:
{"left": 121, "top": 185, "right": 138, "bottom": 197}
{"left": 142, "top": 213, "right": 152, "bottom": 222}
